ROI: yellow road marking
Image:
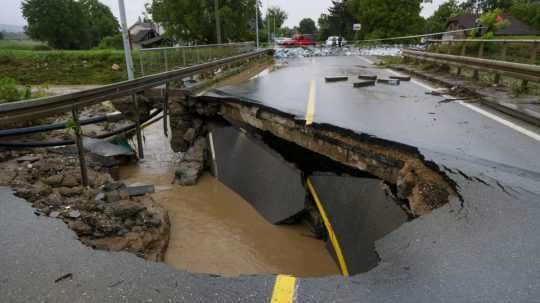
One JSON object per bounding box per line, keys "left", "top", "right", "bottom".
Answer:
{"left": 305, "top": 80, "right": 316, "bottom": 125}
{"left": 306, "top": 179, "right": 350, "bottom": 276}
{"left": 270, "top": 275, "right": 297, "bottom": 303}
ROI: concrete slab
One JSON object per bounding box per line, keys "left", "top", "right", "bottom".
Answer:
{"left": 310, "top": 174, "right": 408, "bottom": 275}
{"left": 83, "top": 137, "right": 135, "bottom": 158}
{"left": 209, "top": 126, "right": 306, "bottom": 224}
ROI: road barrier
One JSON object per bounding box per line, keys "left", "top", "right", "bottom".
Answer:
{"left": 426, "top": 39, "right": 539, "bottom": 64}
{"left": 402, "top": 49, "right": 540, "bottom": 88}
{"left": 0, "top": 48, "right": 273, "bottom": 186}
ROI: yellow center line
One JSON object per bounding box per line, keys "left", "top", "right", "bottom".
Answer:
{"left": 305, "top": 80, "right": 316, "bottom": 126}
{"left": 307, "top": 179, "right": 350, "bottom": 277}
{"left": 270, "top": 275, "right": 297, "bottom": 303}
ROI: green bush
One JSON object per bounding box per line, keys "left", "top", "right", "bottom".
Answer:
{"left": 0, "top": 77, "right": 32, "bottom": 103}
{"left": 95, "top": 34, "right": 124, "bottom": 50}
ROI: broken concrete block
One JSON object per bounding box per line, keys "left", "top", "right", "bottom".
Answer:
{"left": 124, "top": 185, "right": 155, "bottom": 197}
{"left": 310, "top": 174, "right": 408, "bottom": 275}
{"left": 358, "top": 75, "right": 378, "bottom": 80}
{"left": 210, "top": 127, "right": 306, "bottom": 224}
{"left": 325, "top": 76, "right": 349, "bottom": 82}
{"left": 353, "top": 81, "right": 376, "bottom": 88}
{"left": 390, "top": 75, "right": 411, "bottom": 81}
{"left": 377, "top": 79, "right": 400, "bottom": 86}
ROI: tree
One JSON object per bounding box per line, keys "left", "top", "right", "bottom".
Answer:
{"left": 265, "top": 6, "right": 288, "bottom": 31}
{"left": 318, "top": 0, "right": 357, "bottom": 40}
{"left": 22, "top": 0, "right": 119, "bottom": 49}
{"left": 510, "top": 0, "right": 540, "bottom": 31}
{"left": 424, "top": 0, "right": 464, "bottom": 33}
{"left": 460, "top": 0, "right": 514, "bottom": 14}
{"left": 81, "top": 0, "right": 120, "bottom": 47}
{"left": 299, "top": 18, "right": 317, "bottom": 34}
{"left": 148, "top": 0, "right": 258, "bottom": 44}
{"left": 0, "top": 32, "right": 3, "bottom": 40}
{"left": 347, "top": 0, "right": 425, "bottom": 39}
{"left": 479, "top": 8, "right": 511, "bottom": 38}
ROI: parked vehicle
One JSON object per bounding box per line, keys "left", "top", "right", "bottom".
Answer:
{"left": 282, "top": 34, "right": 316, "bottom": 47}
{"left": 325, "top": 36, "right": 348, "bottom": 47}
{"left": 274, "top": 37, "right": 292, "bottom": 45}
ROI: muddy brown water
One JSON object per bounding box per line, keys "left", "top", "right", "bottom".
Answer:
{"left": 119, "top": 118, "right": 339, "bottom": 277}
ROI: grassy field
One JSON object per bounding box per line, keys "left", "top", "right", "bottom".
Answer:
{"left": 0, "top": 41, "right": 141, "bottom": 85}
{"left": 0, "top": 39, "right": 50, "bottom": 51}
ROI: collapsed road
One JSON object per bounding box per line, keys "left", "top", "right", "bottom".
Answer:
{"left": 2, "top": 53, "right": 540, "bottom": 302}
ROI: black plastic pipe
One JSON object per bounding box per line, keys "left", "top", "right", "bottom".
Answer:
{"left": 0, "top": 110, "right": 162, "bottom": 149}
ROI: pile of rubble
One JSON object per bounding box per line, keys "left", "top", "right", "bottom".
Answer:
{"left": 0, "top": 149, "right": 170, "bottom": 261}
{"left": 274, "top": 46, "right": 362, "bottom": 59}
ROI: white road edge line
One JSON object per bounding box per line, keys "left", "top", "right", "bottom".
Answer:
{"left": 358, "top": 56, "right": 540, "bottom": 142}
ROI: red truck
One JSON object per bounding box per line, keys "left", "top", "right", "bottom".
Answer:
{"left": 281, "top": 34, "right": 316, "bottom": 47}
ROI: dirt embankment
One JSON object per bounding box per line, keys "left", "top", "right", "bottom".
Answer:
{"left": 0, "top": 149, "right": 170, "bottom": 261}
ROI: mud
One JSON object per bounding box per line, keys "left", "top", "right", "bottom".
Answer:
{"left": 120, "top": 119, "right": 340, "bottom": 277}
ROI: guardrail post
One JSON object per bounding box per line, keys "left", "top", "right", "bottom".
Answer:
{"left": 457, "top": 43, "right": 467, "bottom": 76}
{"left": 139, "top": 51, "right": 145, "bottom": 77}
{"left": 132, "top": 94, "right": 145, "bottom": 159}
{"left": 530, "top": 42, "right": 538, "bottom": 64}
{"left": 521, "top": 80, "right": 529, "bottom": 91}
{"left": 197, "top": 48, "right": 201, "bottom": 64}
{"left": 183, "top": 48, "right": 187, "bottom": 67}
{"left": 71, "top": 106, "right": 89, "bottom": 187}
{"left": 478, "top": 41, "right": 485, "bottom": 58}
{"left": 163, "top": 82, "right": 169, "bottom": 137}
{"left": 164, "top": 50, "right": 169, "bottom": 72}
{"left": 501, "top": 42, "right": 507, "bottom": 61}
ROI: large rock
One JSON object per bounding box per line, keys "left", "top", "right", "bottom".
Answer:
{"left": 107, "top": 200, "right": 145, "bottom": 218}
{"left": 175, "top": 161, "right": 204, "bottom": 186}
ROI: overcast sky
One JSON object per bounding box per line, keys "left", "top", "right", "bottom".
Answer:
{"left": 1, "top": 0, "right": 451, "bottom": 28}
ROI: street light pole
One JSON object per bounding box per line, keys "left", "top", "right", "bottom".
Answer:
{"left": 118, "top": 0, "right": 134, "bottom": 80}
{"left": 267, "top": 0, "right": 270, "bottom": 44}
{"left": 215, "top": 0, "right": 222, "bottom": 44}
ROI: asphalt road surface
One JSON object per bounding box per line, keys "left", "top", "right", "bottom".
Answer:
{"left": 2, "top": 55, "right": 540, "bottom": 302}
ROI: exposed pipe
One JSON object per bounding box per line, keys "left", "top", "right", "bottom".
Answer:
{"left": 0, "top": 110, "right": 162, "bottom": 149}
{"left": 0, "top": 112, "right": 124, "bottom": 138}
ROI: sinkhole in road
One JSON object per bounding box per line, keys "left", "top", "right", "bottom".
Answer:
{"left": 207, "top": 122, "right": 411, "bottom": 276}
{"left": 122, "top": 118, "right": 414, "bottom": 278}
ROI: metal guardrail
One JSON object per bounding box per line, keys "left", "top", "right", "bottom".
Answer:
{"left": 0, "top": 48, "right": 272, "bottom": 186}
{"left": 139, "top": 42, "right": 256, "bottom": 76}
{"left": 426, "top": 39, "right": 539, "bottom": 64}
{"left": 402, "top": 49, "right": 540, "bottom": 87}
{"left": 0, "top": 49, "right": 271, "bottom": 123}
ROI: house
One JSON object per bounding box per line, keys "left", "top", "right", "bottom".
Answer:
{"left": 129, "top": 18, "right": 172, "bottom": 49}
{"left": 445, "top": 13, "right": 539, "bottom": 40}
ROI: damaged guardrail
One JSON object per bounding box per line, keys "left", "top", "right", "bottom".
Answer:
{"left": 402, "top": 49, "right": 540, "bottom": 89}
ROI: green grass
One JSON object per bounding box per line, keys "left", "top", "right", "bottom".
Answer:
{"left": 0, "top": 39, "right": 50, "bottom": 51}
{"left": 0, "top": 48, "right": 141, "bottom": 85}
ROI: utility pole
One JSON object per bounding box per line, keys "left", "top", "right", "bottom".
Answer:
{"left": 215, "top": 0, "right": 222, "bottom": 44}
{"left": 118, "top": 0, "right": 134, "bottom": 80}
{"left": 255, "top": 0, "right": 259, "bottom": 48}
{"left": 267, "top": 0, "right": 270, "bottom": 44}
